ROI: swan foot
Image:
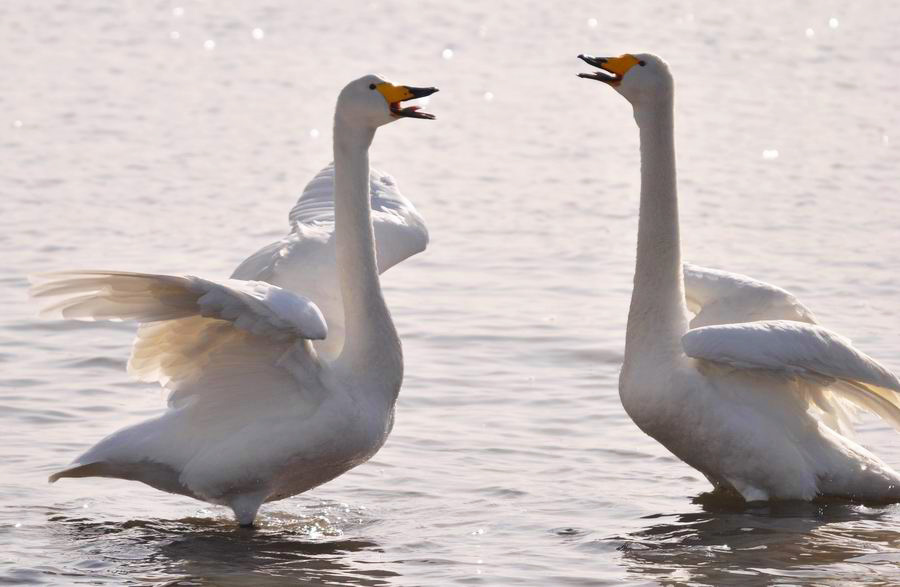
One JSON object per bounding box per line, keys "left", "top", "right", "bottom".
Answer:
{"left": 229, "top": 490, "right": 267, "bottom": 527}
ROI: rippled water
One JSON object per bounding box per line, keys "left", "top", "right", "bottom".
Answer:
{"left": 3, "top": 0, "right": 900, "bottom": 584}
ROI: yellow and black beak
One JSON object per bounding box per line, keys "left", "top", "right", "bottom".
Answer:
{"left": 577, "top": 54, "right": 642, "bottom": 85}
{"left": 376, "top": 83, "right": 439, "bottom": 120}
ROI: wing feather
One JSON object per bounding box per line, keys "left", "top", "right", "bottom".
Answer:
{"left": 31, "top": 271, "right": 327, "bottom": 342}
{"left": 287, "top": 163, "right": 429, "bottom": 272}
{"left": 683, "top": 320, "right": 900, "bottom": 430}
{"left": 683, "top": 264, "right": 817, "bottom": 328}
{"left": 30, "top": 271, "right": 327, "bottom": 391}
{"left": 231, "top": 162, "right": 428, "bottom": 358}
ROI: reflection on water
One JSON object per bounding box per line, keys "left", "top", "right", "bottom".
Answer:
{"left": 47, "top": 504, "right": 398, "bottom": 586}
{"left": 614, "top": 494, "right": 900, "bottom": 585}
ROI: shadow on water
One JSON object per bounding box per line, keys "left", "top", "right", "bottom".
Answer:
{"left": 46, "top": 508, "right": 399, "bottom": 586}
{"left": 612, "top": 492, "right": 900, "bottom": 585}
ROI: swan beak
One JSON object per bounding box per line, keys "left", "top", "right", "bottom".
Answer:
{"left": 376, "top": 83, "right": 439, "bottom": 120}
{"left": 577, "top": 54, "right": 640, "bottom": 85}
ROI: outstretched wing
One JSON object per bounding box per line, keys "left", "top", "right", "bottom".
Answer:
{"left": 30, "top": 271, "right": 327, "bottom": 392}
{"left": 683, "top": 264, "right": 817, "bottom": 328}
{"left": 683, "top": 320, "right": 900, "bottom": 431}
{"left": 287, "top": 162, "right": 429, "bottom": 271}
{"left": 231, "top": 162, "right": 428, "bottom": 358}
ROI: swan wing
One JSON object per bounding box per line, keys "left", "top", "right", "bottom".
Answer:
{"left": 682, "top": 320, "right": 900, "bottom": 430}
{"left": 31, "top": 271, "right": 327, "bottom": 340}
{"left": 287, "top": 163, "right": 429, "bottom": 271}
{"left": 30, "top": 271, "right": 327, "bottom": 390}
{"left": 233, "top": 163, "right": 429, "bottom": 284}
{"left": 33, "top": 272, "right": 333, "bottom": 498}
{"left": 231, "top": 163, "right": 428, "bottom": 357}
{"left": 683, "top": 264, "right": 817, "bottom": 328}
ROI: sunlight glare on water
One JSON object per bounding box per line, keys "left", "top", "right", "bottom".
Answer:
{"left": 2, "top": 0, "right": 900, "bottom": 585}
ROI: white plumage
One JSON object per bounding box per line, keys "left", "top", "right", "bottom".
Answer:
{"left": 33, "top": 74, "right": 437, "bottom": 525}
{"left": 232, "top": 162, "right": 428, "bottom": 358}
{"left": 683, "top": 263, "right": 816, "bottom": 328}
{"left": 580, "top": 52, "right": 900, "bottom": 502}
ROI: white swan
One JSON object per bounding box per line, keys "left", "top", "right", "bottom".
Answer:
{"left": 31, "top": 75, "right": 438, "bottom": 525}
{"left": 578, "top": 53, "right": 900, "bottom": 502}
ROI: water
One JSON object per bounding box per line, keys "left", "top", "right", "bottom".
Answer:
{"left": 2, "top": 0, "right": 900, "bottom": 584}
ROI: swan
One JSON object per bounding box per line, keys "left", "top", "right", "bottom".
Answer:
{"left": 578, "top": 53, "right": 900, "bottom": 502}
{"left": 31, "top": 75, "right": 438, "bottom": 525}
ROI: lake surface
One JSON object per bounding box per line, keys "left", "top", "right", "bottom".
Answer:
{"left": 3, "top": 0, "right": 900, "bottom": 584}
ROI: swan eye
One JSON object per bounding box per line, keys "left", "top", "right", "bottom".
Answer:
{"left": 369, "top": 84, "right": 376, "bottom": 90}
{"left": 639, "top": 60, "right": 646, "bottom": 66}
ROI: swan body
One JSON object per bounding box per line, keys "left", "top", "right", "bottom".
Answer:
{"left": 33, "top": 75, "right": 438, "bottom": 525}
{"left": 579, "top": 53, "right": 900, "bottom": 502}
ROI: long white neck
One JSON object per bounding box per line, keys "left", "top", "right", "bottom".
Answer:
{"left": 624, "top": 94, "right": 689, "bottom": 362}
{"left": 331, "top": 115, "right": 402, "bottom": 398}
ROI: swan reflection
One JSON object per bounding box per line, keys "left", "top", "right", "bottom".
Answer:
{"left": 616, "top": 494, "right": 900, "bottom": 584}
{"left": 49, "top": 504, "right": 398, "bottom": 586}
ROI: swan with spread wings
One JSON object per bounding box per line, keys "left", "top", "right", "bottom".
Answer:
{"left": 32, "top": 75, "right": 438, "bottom": 525}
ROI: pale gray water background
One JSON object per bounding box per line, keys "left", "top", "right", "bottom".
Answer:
{"left": 2, "top": 0, "right": 900, "bottom": 584}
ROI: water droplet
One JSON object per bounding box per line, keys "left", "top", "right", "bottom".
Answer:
{"left": 12, "top": 120, "right": 23, "bottom": 128}
{"left": 172, "top": 6, "right": 184, "bottom": 17}
{"left": 882, "top": 134, "right": 890, "bottom": 146}
{"left": 203, "top": 39, "right": 216, "bottom": 50}
{"left": 587, "top": 17, "right": 598, "bottom": 28}
{"left": 471, "top": 528, "right": 485, "bottom": 535}
{"left": 309, "top": 128, "right": 320, "bottom": 139}
{"left": 483, "top": 91, "right": 494, "bottom": 102}
{"left": 14, "top": 523, "right": 21, "bottom": 528}
{"left": 828, "top": 17, "right": 839, "bottom": 29}
{"left": 169, "top": 31, "right": 181, "bottom": 40}
{"left": 669, "top": 569, "right": 692, "bottom": 581}
{"left": 442, "top": 48, "right": 454, "bottom": 60}
{"left": 805, "top": 27, "right": 815, "bottom": 38}
{"left": 762, "top": 149, "right": 779, "bottom": 160}
{"left": 252, "top": 28, "right": 265, "bottom": 40}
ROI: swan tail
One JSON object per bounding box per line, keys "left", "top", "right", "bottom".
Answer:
{"left": 48, "top": 461, "right": 108, "bottom": 483}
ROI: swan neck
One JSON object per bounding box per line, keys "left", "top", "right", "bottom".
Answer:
{"left": 626, "top": 96, "right": 689, "bottom": 359}
{"left": 332, "top": 117, "right": 402, "bottom": 396}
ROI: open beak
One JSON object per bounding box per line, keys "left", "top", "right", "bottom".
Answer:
{"left": 376, "top": 83, "right": 439, "bottom": 120}
{"left": 577, "top": 54, "right": 640, "bottom": 85}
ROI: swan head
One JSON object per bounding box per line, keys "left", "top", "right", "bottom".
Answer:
{"left": 336, "top": 74, "right": 438, "bottom": 128}
{"left": 577, "top": 53, "right": 672, "bottom": 105}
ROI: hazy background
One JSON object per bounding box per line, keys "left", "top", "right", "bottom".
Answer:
{"left": 2, "top": 0, "right": 900, "bottom": 584}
